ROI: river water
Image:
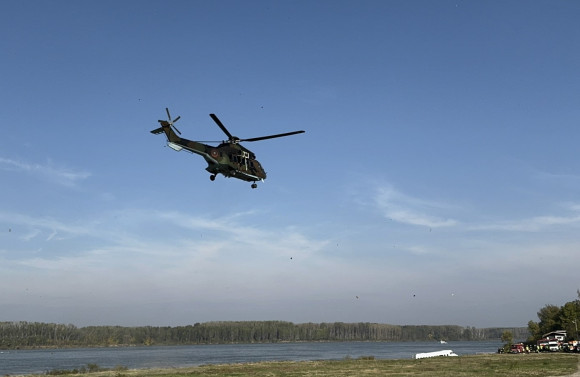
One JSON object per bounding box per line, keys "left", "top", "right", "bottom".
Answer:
{"left": 0, "top": 341, "right": 501, "bottom": 375}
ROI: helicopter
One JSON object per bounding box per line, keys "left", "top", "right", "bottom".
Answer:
{"left": 151, "top": 108, "right": 305, "bottom": 188}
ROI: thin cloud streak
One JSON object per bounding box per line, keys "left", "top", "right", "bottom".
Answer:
{"left": 531, "top": 168, "right": 580, "bottom": 187}
{"left": 469, "top": 203, "right": 580, "bottom": 232}
{"left": 371, "top": 183, "right": 580, "bottom": 234}
{"left": 0, "top": 212, "right": 97, "bottom": 242}
{"left": 0, "top": 209, "right": 330, "bottom": 268}
{"left": 470, "top": 215, "right": 580, "bottom": 232}
{"left": 0, "top": 157, "right": 90, "bottom": 186}
{"left": 157, "top": 210, "right": 329, "bottom": 256}
{"left": 374, "top": 185, "right": 458, "bottom": 228}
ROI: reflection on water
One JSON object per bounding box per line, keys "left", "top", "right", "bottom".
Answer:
{"left": 0, "top": 341, "right": 501, "bottom": 375}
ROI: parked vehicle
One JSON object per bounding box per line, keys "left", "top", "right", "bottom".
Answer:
{"left": 538, "top": 339, "right": 560, "bottom": 352}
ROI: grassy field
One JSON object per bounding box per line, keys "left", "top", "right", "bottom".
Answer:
{"left": 39, "top": 353, "right": 579, "bottom": 377}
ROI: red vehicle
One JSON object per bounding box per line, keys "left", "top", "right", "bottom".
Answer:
{"left": 510, "top": 343, "right": 525, "bottom": 353}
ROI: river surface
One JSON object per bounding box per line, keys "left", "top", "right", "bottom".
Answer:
{"left": 0, "top": 341, "right": 501, "bottom": 375}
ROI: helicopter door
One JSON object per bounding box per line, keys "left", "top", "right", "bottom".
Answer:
{"left": 240, "top": 151, "right": 250, "bottom": 171}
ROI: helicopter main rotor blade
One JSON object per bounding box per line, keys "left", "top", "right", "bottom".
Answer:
{"left": 166, "top": 107, "right": 172, "bottom": 122}
{"left": 241, "top": 130, "right": 305, "bottom": 142}
{"left": 209, "top": 114, "right": 234, "bottom": 140}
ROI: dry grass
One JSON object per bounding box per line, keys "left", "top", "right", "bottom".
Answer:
{"left": 30, "top": 353, "right": 580, "bottom": 377}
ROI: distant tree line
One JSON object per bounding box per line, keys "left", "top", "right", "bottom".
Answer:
{"left": 0, "top": 321, "right": 528, "bottom": 349}
{"left": 527, "top": 289, "right": 580, "bottom": 342}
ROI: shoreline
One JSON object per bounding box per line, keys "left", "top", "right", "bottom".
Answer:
{"left": 0, "top": 338, "right": 512, "bottom": 351}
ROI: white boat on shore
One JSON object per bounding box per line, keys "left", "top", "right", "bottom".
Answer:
{"left": 415, "top": 350, "right": 458, "bottom": 359}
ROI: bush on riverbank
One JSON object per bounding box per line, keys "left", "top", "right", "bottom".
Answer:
{"left": 46, "top": 364, "right": 128, "bottom": 375}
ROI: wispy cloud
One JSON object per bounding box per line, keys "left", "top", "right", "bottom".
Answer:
{"left": 156, "top": 210, "right": 329, "bottom": 257}
{"left": 0, "top": 208, "right": 334, "bottom": 321}
{"left": 374, "top": 185, "right": 458, "bottom": 228}
{"left": 0, "top": 157, "right": 90, "bottom": 186}
{"left": 370, "top": 182, "right": 580, "bottom": 235}
{"left": 466, "top": 202, "right": 580, "bottom": 232}
{"left": 0, "top": 209, "right": 329, "bottom": 265}
{"left": 532, "top": 168, "right": 580, "bottom": 187}
{"left": 2, "top": 204, "right": 578, "bottom": 327}
{"left": 471, "top": 213, "right": 580, "bottom": 232}
{"left": 0, "top": 212, "right": 99, "bottom": 243}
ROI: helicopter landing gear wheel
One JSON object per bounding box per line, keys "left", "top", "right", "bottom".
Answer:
{"left": 251, "top": 183, "right": 258, "bottom": 189}
{"left": 210, "top": 174, "right": 216, "bottom": 181}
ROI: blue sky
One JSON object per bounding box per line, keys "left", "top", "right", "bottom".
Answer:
{"left": 1, "top": 0, "right": 579, "bottom": 328}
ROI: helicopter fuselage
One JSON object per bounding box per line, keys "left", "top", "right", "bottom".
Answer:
{"left": 168, "top": 138, "right": 267, "bottom": 183}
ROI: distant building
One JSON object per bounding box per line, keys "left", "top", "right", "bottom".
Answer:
{"left": 542, "top": 330, "right": 567, "bottom": 341}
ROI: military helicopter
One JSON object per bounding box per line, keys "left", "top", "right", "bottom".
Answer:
{"left": 151, "top": 108, "right": 305, "bottom": 188}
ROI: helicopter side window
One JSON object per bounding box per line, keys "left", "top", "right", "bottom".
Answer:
{"left": 230, "top": 154, "right": 242, "bottom": 167}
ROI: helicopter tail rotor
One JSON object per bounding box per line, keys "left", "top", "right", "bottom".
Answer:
{"left": 158, "top": 107, "right": 182, "bottom": 135}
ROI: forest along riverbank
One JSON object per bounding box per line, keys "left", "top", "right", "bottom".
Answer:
{"left": 0, "top": 341, "right": 502, "bottom": 376}
{"left": 0, "top": 321, "right": 528, "bottom": 349}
